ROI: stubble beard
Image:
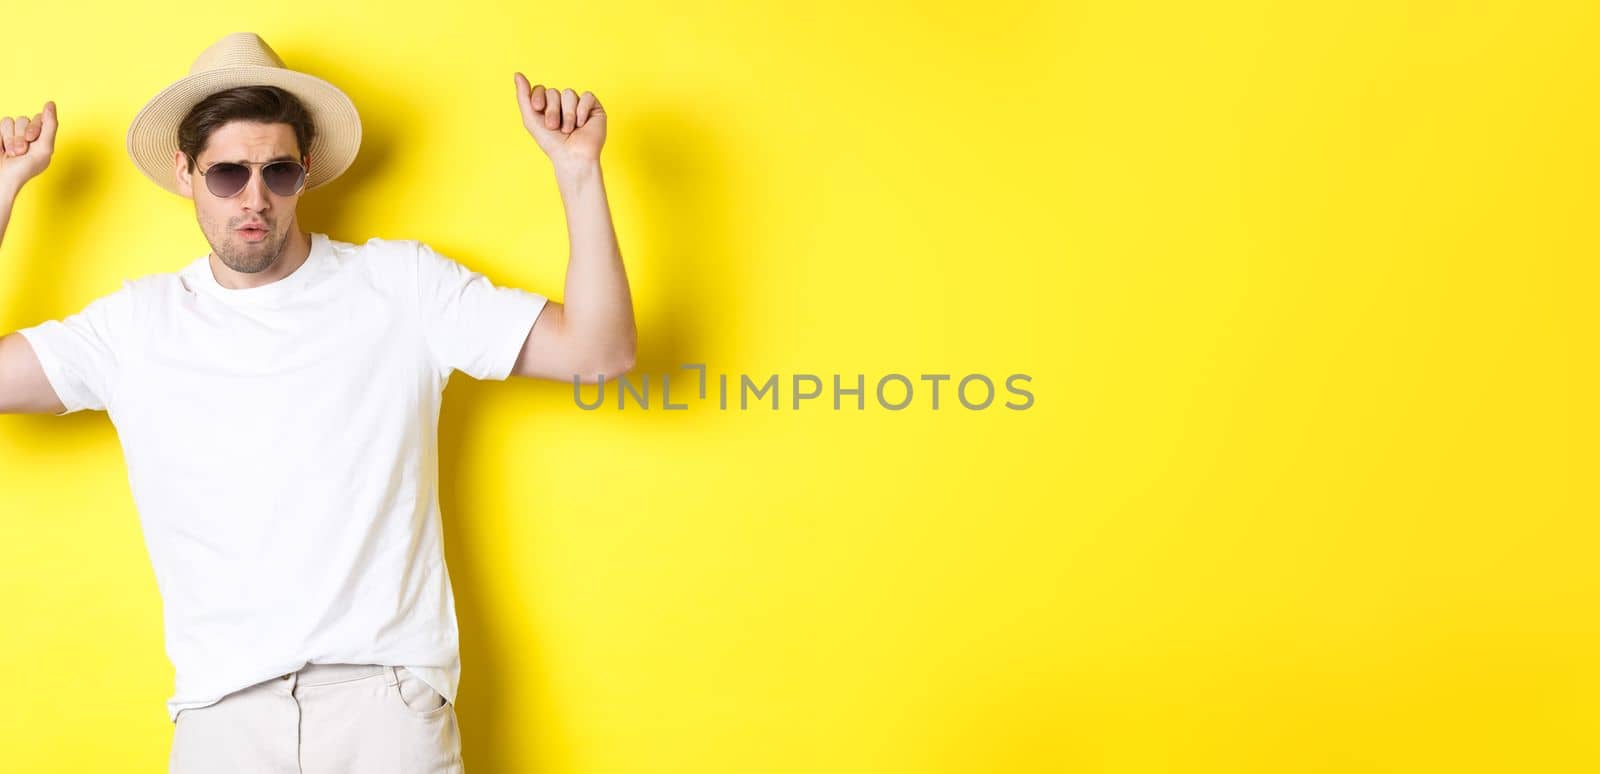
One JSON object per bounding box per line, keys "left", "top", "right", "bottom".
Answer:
{"left": 209, "top": 220, "right": 284, "bottom": 274}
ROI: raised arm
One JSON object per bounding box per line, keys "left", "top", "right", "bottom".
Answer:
{"left": 0, "top": 100, "right": 56, "bottom": 251}
{"left": 507, "top": 75, "right": 636, "bottom": 383}
{"left": 0, "top": 332, "right": 65, "bottom": 415}
{"left": 0, "top": 100, "right": 70, "bottom": 415}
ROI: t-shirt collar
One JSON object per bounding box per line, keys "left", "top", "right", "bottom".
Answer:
{"left": 185, "top": 231, "right": 330, "bottom": 306}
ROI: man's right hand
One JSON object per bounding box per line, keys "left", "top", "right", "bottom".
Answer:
{"left": 0, "top": 101, "right": 58, "bottom": 193}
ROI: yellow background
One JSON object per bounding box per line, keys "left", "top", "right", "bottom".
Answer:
{"left": 1, "top": 0, "right": 1595, "bottom": 771}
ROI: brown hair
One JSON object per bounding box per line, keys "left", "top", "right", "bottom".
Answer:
{"left": 177, "top": 85, "right": 316, "bottom": 172}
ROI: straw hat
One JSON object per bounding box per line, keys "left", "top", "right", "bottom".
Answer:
{"left": 126, "top": 32, "right": 362, "bottom": 197}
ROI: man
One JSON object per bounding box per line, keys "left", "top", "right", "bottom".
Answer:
{"left": 0, "top": 32, "right": 635, "bottom": 773}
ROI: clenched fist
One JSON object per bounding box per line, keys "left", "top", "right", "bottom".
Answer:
{"left": 514, "top": 73, "right": 605, "bottom": 169}
{"left": 1, "top": 101, "right": 58, "bottom": 192}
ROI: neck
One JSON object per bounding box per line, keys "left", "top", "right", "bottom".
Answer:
{"left": 209, "top": 227, "right": 312, "bottom": 290}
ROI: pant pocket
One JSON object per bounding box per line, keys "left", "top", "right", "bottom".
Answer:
{"left": 390, "top": 666, "right": 451, "bottom": 717}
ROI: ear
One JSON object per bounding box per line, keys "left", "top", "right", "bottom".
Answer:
{"left": 295, "top": 152, "right": 312, "bottom": 196}
{"left": 174, "top": 149, "right": 195, "bottom": 199}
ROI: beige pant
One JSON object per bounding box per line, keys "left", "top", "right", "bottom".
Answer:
{"left": 169, "top": 663, "right": 464, "bottom": 773}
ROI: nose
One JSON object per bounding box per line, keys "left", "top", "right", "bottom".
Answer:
{"left": 238, "top": 167, "right": 272, "bottom": 212}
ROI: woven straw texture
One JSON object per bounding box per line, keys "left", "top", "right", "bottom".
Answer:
{"left": 126, "top": 32, "right": 361, "bottom": 197}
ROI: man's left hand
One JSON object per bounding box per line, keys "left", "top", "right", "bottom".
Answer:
{"left": 514, "top": 72, "right": 605, "bottom": 168}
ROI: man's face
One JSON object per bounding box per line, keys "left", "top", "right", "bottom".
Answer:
{"left": 174, "top": 120, "right": 308, "bottom": 274}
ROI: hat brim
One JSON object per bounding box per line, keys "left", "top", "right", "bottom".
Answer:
{"left": 127, "top": 65, "right": 362, "bottom": 197}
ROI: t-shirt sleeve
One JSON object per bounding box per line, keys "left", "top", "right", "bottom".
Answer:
{"left": 413, "top": 241, "right": 549, "bottom": 381}
{"left": 14, "top": 281, "right": 137, "bottom": 415}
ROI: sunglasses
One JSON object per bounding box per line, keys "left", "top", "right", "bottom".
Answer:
{"left": 194, "top": 157, "right": 308, "bottom": 198}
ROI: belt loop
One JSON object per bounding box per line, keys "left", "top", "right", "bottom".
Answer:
{"left": 384, "top": 665, "right": 399, "bottom": 687}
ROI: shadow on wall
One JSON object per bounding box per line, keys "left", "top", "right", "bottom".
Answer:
{"left": 428, "top": 100, "right": 744, "bottom": 768}
{"left": 5, "top": 144, "right": 113, "bottom": 439}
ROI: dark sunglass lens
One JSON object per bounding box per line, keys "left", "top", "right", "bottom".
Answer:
{"left": 263, "top": 162, "right": 307, "bottom": 196}
{"left": 206, "top": 163, "right": 251, "bottom": 197}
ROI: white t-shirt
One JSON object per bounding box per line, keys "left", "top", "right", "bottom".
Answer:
{"left": 16, "top": 232, "right": 547, "bottom": 723}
